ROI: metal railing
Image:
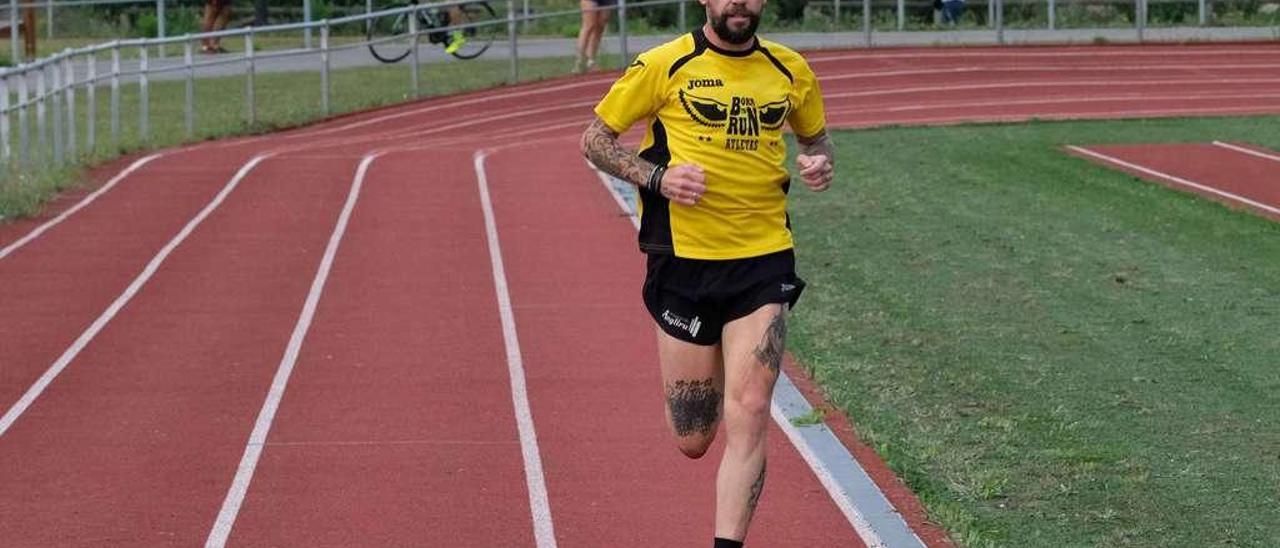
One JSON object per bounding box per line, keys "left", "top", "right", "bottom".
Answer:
{"left": 1, "top": 0, "right": 1276, "bottom": 180}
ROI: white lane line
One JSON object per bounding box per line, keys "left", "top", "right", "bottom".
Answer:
{"left": 204, "top": 152, "right": 381, "bottom": 548}
{"left": 824, "top": 79, "right": 1280, "bottom": 99}
{"left": 208, "top": 77, "right": 615, "bottom": 150}
{"left": 0, "top": 153, "right": 272, "bottom": 438}
{"left": 0, "top": 153, "right": 164, "bottom": 261}
{"left": 819, "top": 65, "right": 1280, "bottom": 82}
{"left": 473, "top": 150, "right": 558, "bottom": 548}
{"left": 1067, "top": 146, "right": 1280, "bottom": 216}
{"left": 826, "top": 92, "right": 1280, "bottom": 116}
{"left": 1213, "top": 140, "right": 1280, "bottom": 163}
{"left": 582, "top": 161, "right": 924, "bottom": 548}
{"left": 807, "top": 48, "right": 1280, "bottom": 63}
{"left": 830, "top": 104, "right": 1280, "bottom": 128}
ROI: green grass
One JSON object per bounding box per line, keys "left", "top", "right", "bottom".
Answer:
{"left": 0, "top": 53, "right": 613, "bottom": 219}
{"left": 785, "top": 115, "right": 1280, "bottom": 547}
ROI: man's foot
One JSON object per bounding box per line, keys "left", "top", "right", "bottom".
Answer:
{"left": 585, "top": 58, "right": 597, "bottom": 71}
{"left": 445, "top": 31, "right": 467, "bottom": 54}
{"left": 572, "top": 57, "right": 585, "bottom": 73}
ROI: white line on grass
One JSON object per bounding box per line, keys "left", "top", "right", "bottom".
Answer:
{"left": 0, "top": 154, "right": 271, "bottom": 438}
{"left": 1068, "top": 146, "right": 1280, "bottom": 217}
{"left": 582, "top": 161, "right": 926, "bottom": 548}
{"left": 0, "top": 153, "right": 164, "bottom": 261}
{"left": 204, "top": 152, "right": 381, "bottom": 547}
{"left": 474, "top": 150, "right": 558, "bottom": 548}
{"left": 1213, "top": 141, "right": 1280, "bottom": 163}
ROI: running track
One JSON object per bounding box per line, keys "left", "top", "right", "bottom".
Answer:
{"left": 2, "top": 43, "right": 1278, "bottom": 547}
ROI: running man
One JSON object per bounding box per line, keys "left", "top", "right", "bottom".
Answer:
{"left": 579, "top": 0, "right": 834, "bottom": 545}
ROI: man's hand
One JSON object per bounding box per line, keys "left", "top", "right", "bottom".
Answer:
{"left": 661, "top": 164, "right": 707, "bottom": 206}
{"left": 796, "top": 154, "right": 833, "bottom": 192}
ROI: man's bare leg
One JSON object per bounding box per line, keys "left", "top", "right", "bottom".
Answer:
{"left": 714, "top": 303, "right": 784, "bottom": 541}
{"left": 657, "top": 328, "right": 723, "bottom": 459}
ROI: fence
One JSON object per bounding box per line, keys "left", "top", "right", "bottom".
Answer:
{"left": 0, "top": 0, "right": 1277, "bottom": 184}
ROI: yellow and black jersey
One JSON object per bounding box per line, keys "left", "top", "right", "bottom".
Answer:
{"left": 594, "top": 28, "right": 826, "bottom": 260}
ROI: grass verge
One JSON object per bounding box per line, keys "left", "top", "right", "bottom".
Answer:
{"left": 786, "top": 115, "right": 1280, "bottom": 547}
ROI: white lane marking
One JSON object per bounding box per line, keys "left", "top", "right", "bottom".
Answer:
{"left": 826, "top": 92, "right": 1280, "bottom": 116}
{"left": 807, "top": 48, "right": 1280, "bottom": 63}
{"left": 0, "top": 154, "right": 272, "bottom": 438}
{"left": 474, "top": 150, "right": 558, "bottom": 548}
{"left": 829, "top": 104, "right": 1280, "bottom": 128}
{"left": 1067, "top": 146, "right": 1280, "bottom": 216}
{"left": 209, "top": 77, "right": 615, "bottom": 149}
{"left": 581, "top": 160, "right": 924, "bottom": 547}
{"left": 0, "top": 153, "right": 164, "bottom": 261}
{"left": 1213, "top": 140, "right": 1280, "bottom": 163}
{"left": 819, "top": 65, "right": 1280, "bottom": 82}
{"left": 824, "top": 79, "right": 1280, "bottom": 99}
{"left": 204, "top": 152, "right": 381, "bottom": 547}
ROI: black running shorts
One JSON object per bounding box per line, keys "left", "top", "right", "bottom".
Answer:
{"left": 642, "top": 249, "right": 805, "bottom": 346}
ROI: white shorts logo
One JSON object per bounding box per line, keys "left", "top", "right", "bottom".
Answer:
{"left": 661, "top": 309, "right": 703, "bottom": 338}
{"left": 781, "top": 283, "right": 796, "bottom": 292}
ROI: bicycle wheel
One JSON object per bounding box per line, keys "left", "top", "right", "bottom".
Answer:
{"left": 367, "top": 7, "right": 413, "bottom": 64}
{"left": 447, "top": 1, "right": 499, "bottom": 60}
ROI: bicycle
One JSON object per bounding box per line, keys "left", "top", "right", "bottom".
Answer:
{"left": 367, "top": 0, "right": 499, "bottom": 63}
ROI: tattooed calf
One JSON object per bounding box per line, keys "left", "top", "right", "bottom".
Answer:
{"left": 753, "top": 312, "right": 786, "bottom": 374}
{"left": 747, "top": 458, "right": 767, "bottom": 519}
{"left": 665, "top": 378, "right": 722, "bottom": 436}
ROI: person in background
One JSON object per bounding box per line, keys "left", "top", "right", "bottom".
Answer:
{"left": 574, "top": 0, "right": 616, "bottom": 73}
{"left": 941, "top": 0, "right": 966, "bottom": 25}
{"left": 201, "top": 0, "right": 233, "bottom": 53}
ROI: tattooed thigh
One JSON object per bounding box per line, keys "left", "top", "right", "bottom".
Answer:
{"left": 752, "top": 311, "right": 786, "bottom": 375}
{"left": 665, "top": 378, "right": 722, "bottom": 436}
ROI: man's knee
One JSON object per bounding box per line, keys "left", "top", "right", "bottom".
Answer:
{"left": 675, "top": 433, "right": 715, "bottom": 459}
{"left": 665, "top": 378, "right": 722, "bottom": 458}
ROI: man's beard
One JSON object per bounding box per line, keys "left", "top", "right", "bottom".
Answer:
{"left": 710, "top": 8, "right": 761, "bottom": 45}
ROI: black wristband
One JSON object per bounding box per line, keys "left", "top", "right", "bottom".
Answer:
{"left": 646, "top": 165, "right": 667, "bottom": 194}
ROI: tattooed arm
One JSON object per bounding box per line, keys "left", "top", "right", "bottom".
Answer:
{"left": 580, "top": 117, "right": 707, "bottom": 206}
{"left": 580, "top": 118, "right": 657, "bottom": 188}
{"left": 795, "top": 129, "right": 835, "bottom": 192}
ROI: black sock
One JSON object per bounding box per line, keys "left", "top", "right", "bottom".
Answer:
{"left": 714, "top": 538, "right": 743, "bottom": 548}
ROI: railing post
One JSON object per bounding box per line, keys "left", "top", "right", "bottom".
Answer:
{"left": 140, "top": 45, "right": 150, "bottom": 141}
{"left": 897, "top": 0, "right": 904, "bottom": 30}
{"left": 46, "top": 0, "right": 53, "bottom": 40}
{"left": 835, "top": 0, "right": 841, "bottom": 25}
{"left": 157, "top": 0, "right": 167, "bottom": 58}
{"left": 51, "top": 62, "right": 63, "bottom": 166}
{"left": 86, "top": 53, "right": 96, "bottom": 156}
{"left": 862, "top": 0, "right": 871, "bottom": 47}
{"left": 619, "top": 0, "right": 628, "bottom": 64}
{"left": 678, "top": 0, "right": 686, "bottom": 30}
{"left": 1199, "top": 0, "right": 1206, "bottom": 25}
{"left": 64, "top": 56, "right": 76, "bottom": 160}
{"left": 1, "top": 76, "right": 10, "bottom": 165}
{"left": 320, "top": 22, "right": 330, "bottom": 115}
{"left": 996, "top": 0, "right": 1004, "bottom": 44}
{"left": 185, "top": 38, "right": 195, "bottom": 138}
{"left": 507, "top": 0, "right": 518, "bottom": 83}
{"left": 36, "top": 64, "right": 47, "bottom": 163}
{"left": 1136, "top": 0, "right": 1145, "bottom": 42}
{"left": 409, "top": 9, "right": 420, "bottom": 97}
{"left": 18, "top": 66, "right": 30, "bottom": 166}
{"left": 1049, "top": 0, "right": 1056, "bottom": 29}
{"left": 245, "top": 30, "right": 256, "bottom": 126}
{"left": 111, "top": 42, "right": 120, "bottom": 150}
{"left": 8, "top": 0, "right": 18, "bottom": 64}
{"left": 304, "top": 0, "right": 313, "bottom": 48}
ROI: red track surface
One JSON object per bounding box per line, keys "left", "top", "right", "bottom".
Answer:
{"left": 1068, "top": 142, "right": 1280, "bottom": 221}
{"left": 2, "top": 43, "right": 1278, "bottom": 546}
